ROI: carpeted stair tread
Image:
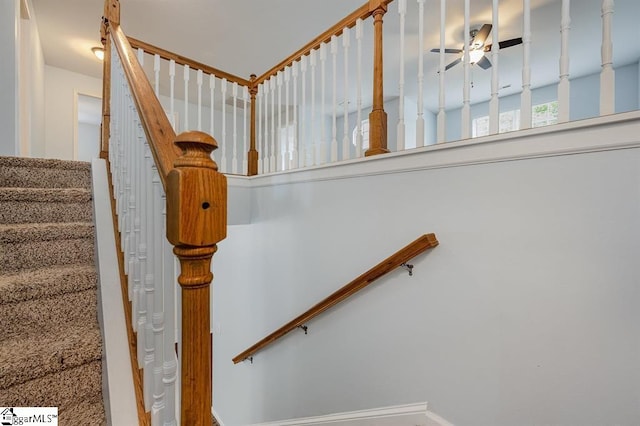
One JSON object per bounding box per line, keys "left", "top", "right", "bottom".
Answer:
{"left": 0, "top": 157, "right": 91, "bottom": 190}
{"left": 0, "top": 156, "right": 91, "bottom": 171}
{"left": 58, "top": 393, "right": 106, "bottom": 425}
{"left": 0, "top": 223, "right": 95, "bottom": 273}
{"left": 0, "top": 222, "right": 94, "bottom": 243}
{"left": 0, "top": 188, "right": 92, "bottom": 225}
{"left": 0, "top": 361, "right": 102, "bottom": 411}
{"left": 0, "top": 288, "right": 98, "bottom": 340}
{"left": 0, "top": 264, "right": 97, "bottom": 305}
{"left": 0, "top": 324, "right": 102, "bottom": 389}
{"left": 0, "top": 187, "right": 91, "bottom": 202}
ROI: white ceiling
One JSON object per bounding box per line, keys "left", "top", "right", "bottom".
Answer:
{"left": 30, "top": 0, "right": 640, "bottom": 111}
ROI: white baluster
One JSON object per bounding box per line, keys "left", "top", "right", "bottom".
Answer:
{"left": 221, "top": 78, "right": 228, "bottom": 172}
{"left": 209, "top": 74, "right": 216, "bottom": 137}
{"left": 243, "top": 86, "right": 249, "bottom": 174}
{"left": 489, "top": 0, "right": 500, "bottom": 135}
{"left": 161, "top": 191, "right": 178, "bottom": 426}
{"left": 356, "top": 19, "right": 364, "bottom": 156}
{"left": 137, "top": 48, "right": 144, "bottom": 67}
{"left": 151, "top": 166, "right": 165, "bottom": 425}
{"left": 600, "top": 0, "right": 615, "bottom": 115}
{"left": 142, "top": 141, "right": 155, "bottom": 410}
{"left": 342, "top": 27, "right": 351, "bottom": 160}
{"left": 398, "top": 0, "right": 406, "bottom": 150}
{"left": 169, "top": 60, "right": 176, "bottom": 130}
{"left": 257, "top": 87, "right": 263, "bottom": 174}
{"left": 263, "top": 80, "right": 270, "bottom": 173}
{"left": 558, "top": 0, "right": 571, "bottom": 123}
{"left": 197, "top": 69, "right": 203, "bottom": 131}
{"left": 320, "top": 42, "right": 327, "bottom": 165}
{"left": 521, "top": 0, "right": 532, "bottom": 129}
{"left": 277, "top": 71, "right": 283, "bottom": 171}
{"left": 270, "top": 78, "right": 276, "bottom": 172}
{"left": 183, "top": 64, "right": 190, "bottom": 132}
{"left": 136, "top": 124, "right": 148, "bottom": 367}
{"left": 291, "top": 62, "right": 299, "bottom": 169}
{"left": 154, "top": 54, "right": 160, "bottom": 96}
{"left": 462, "top": 0, "right": 471, "bottom": 138}
{"left": 284, "top": 67, "right": 291, "bottom": 170}
{"left": 416, "top": 1, "right": 425, "bottom": 147}
{"left": 300, "top": 56, "right": 308, "bottom": 168}
{"left": 310, "top": 50, "right": 317, "bottom": 166}
{"left": 330, "top": 35, "right": 338, "bottom": 162}
{"left": 232, "top": 82, "right": 238, "bottom": 174}
{"left": 437, "top": 0, "right": 446, "bottom": 142}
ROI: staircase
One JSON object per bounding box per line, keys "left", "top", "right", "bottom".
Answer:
{"left": 0, "top": 156, "right": 106, "bottom": 424}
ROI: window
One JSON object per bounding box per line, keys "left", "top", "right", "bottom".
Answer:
{"left": 471, "top": 101, "right": 559, "bottom": 138}
{"left": 352, "top": 119, "right": 370, "bottom": 150}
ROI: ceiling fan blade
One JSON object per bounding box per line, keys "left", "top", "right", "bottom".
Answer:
{"left": 444, "top": 58, "right": 462, "bottom": 71}
{"left": 498, "top": 37, "right": 523, "bottom": 49}
{"left": 484, "top": 37, "right": 524, "bottom": 52}
{"left": 473, "top": 24, "right": 492, "bottom": 46}
{"left": 430, "top": 48, "right": 463, "bottom": 54}
{"left": 476, "top": 55, "right": 492, "bottom": 70}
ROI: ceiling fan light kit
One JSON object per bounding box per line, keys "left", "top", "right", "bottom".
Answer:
{"left": 430, "top": 23, "right": 523, "bottom": 71}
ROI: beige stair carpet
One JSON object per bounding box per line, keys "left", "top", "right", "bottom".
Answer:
{"left": 0, "top": 156, "right": 106, "bottom": 425}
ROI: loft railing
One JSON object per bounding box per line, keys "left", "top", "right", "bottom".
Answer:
{"left": 100, "top": 0, "right": 226, "bottom": 425}
{"left": 232, "top": 234, "right": 439, "bottom": 364}
{"left": 124, "top": 0, "right": 635, "bottom": 177}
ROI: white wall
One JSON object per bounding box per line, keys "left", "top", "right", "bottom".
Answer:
{"left": 44, "top": 65, "right": 102, "bottom": 160}
{"left": 212, "top": 115, "right": 640, "bottom": 426}
{"left": 0, "top": 0, "right": 19, "bottom": 156}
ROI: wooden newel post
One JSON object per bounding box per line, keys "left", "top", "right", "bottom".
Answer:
{"left": 166, "top": 131, "right": 227, "bottom": 426}
{"left": 248, "top": 74, "right": 259, "bottom": 176}
{"left": 366, "top": 0, "right": 390, "bottom": 157}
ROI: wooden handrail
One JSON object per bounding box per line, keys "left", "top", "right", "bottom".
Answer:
{"left": 254, "top": 0, "right": 393, "bottom": 86}
{"left": 128, "top": 36, "right": 251, "bottom": 87}
{"left": 110, "top": 24, "right": 180, "bottom": 187}
{"left": 232, "top": 233, "right": 438, "bottom": 364}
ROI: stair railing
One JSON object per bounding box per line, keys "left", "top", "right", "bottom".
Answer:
{"left": 126, "top": 37, "right": 254, "bottom": 176}
{"left": 101, "top": 1, "right": 226, "bottom": 425}
{"left": 232, "top": 234, "right": 439, "bottom": 364}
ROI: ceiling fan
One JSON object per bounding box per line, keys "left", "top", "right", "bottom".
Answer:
{"left": 430, "top": 24, "right": 523, "bottom": 71}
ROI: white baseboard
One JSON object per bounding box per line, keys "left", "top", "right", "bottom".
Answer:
{"left": 249, "top": 402, "right": 453, "bottom": 426}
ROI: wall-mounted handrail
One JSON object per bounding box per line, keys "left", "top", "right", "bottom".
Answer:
{"left": 232, "top": 233, "right": 438, "bottom": 364}
{"left": 128, "top": 36, "right": 251, "bottom": 87}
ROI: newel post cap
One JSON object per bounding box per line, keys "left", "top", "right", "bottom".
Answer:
{"left": 166, "top": 131, "right": 227, "bottom": 247}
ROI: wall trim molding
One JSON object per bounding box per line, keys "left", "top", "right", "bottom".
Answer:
{"left": 228, "top": 111, "right": 639, "bottom": 189}
{"left": 92, "top": 159, "right": 139, "bottom": 426}
{"left": 248, "top": 402, "right": 454, "bottom": 426}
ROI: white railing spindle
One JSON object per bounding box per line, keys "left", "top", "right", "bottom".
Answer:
{"left": 154, "top": 54, "right": 160, "bottom": 96}
{"left": 257, "top": 87, "right": 263, "bottom": 174}
{"left": 300, "top": 56, "right": 308, "bottom": 169}
{"left": 277, "top": 71, "right": 283, "bottom": 171}
{"left": 416, "top": 1, "right": 425, "bottom": 147}
{"left": 197, "top": 70, "right": 203, "bottom": 131}
{"left": 183, "top": 65, "right": 189, "bottom": 132}
{"left": 270, "top": 77, "right": 276, "bottom": 172}
{"left": 398, "top": 0, "right": 406, "bottom": 150}
{"left": 169, "top": 60, "right": 176, "bottom": 130}
{"left": 437, "top": 0, "right": 446, "bottom": 143}
{"left": 292, "top": 62, "right": 299, "bottom": 169}
{"left": 558, "top": 0, "right": 571, "bottom": 123}
{"left": 356, "top": 18, "right": 364, "bottom": 156}
{"left": 342, "top": 28, "right": 351, "bottom": 161}
{"left": 310, "top": 50, "right": 317, "bottom": 166}
{"left": 221, "top": 78, "right": 227, "bottom": 172}
{"left": 320, "top": 43, "right": 327, "bottom": 165}
{"left": 521, "top": 0, "right": 532, "bottom": 129}
{"left": 331, "top": 36, "right": 338, "bottom": 163}
{"left": 489, "top": 0, "right": 500, "bottom": 135}
{"left": 243, "top": 86, "right": 249, "bottom": 174}
{"left": 461, "top": 0, "right": 471, "bottom": 138}
{"left": 600, "top": 0, "right": 615, "bottom": 115}
{"left": 232, "top": 82, "right": 238, "bottom": 174}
